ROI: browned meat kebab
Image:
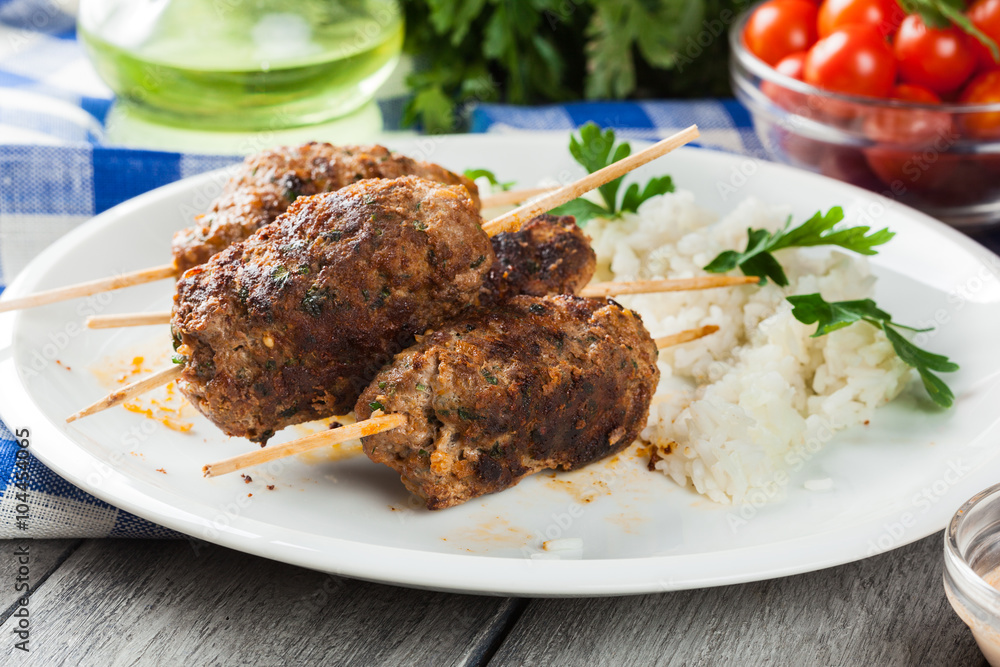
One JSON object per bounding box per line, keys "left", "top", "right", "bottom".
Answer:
{"left": 171, "top": 143, "right": 479, "bottom": 273}
{"left": 172, "top": 179, "right": 596, "bottom": 445}
{"left": 355, "top": 294, "right": 660, "bottom": 510}
{"left": 173, "top": 176, "right": 492, "bottom": 443}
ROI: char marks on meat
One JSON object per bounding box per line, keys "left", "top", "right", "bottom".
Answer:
{"left": 172, "top": 176, "right": 493, "bottom": 443}
{"left": 171, "top": 143, "right": 479, "bottom": 272}
{"left": 355, "top": 294, "right": 660, "bottom": 509}
{"left": 483, "top": 214, "right": 596, "bottom": 305}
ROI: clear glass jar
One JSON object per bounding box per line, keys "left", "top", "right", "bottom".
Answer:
{"left": 78, "top": 0, "right": 403, "bottom": 131}
{"left": 944, "top": 482, "right": 1000, "bottom": 666}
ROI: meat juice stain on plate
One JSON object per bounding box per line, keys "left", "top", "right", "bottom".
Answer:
{"left": 438, "top": 516, "right": 535, "bottom": 552}
{"left": 89, "top": 342, "right": 195, "bottom": 433}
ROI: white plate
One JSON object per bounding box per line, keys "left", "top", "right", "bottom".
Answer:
{"left": 2, "top": 135, "right": 1000, "bottom": 596}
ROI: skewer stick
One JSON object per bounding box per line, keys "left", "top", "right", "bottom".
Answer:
{"left": 653, "top": 325, "right": 719, "bottom": 349}
{"left": 84, "top": 273, "right": 749, "bottom": 330}
{"left": 482, "top": 125, "right": 700, "bottom": 236}
{"left": 201, "top": 325, "right": 718, "bottom": 477}
{"left": 579, "top": 275, "right": 758, "bottom": 298}
{"left": 0, "top": 264, "right": 177, "bottom": 314}
{"left": 65, "top": 365, "right": 184, "bottom": 423}
{"left": 479, "top": 187, "right": 557, "bottom": 209}
{"left": 86, "top": 312, "right": 175, "bottom": 329}
{"left": 202, "top": 413, "right": 407, "bottom": 478}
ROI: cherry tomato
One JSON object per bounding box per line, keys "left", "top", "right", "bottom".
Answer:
{"left": 890, "top": 83, "right": 942, "bottom": 104}
{"left": 864, "top": 85, "right": 950, "bottom": 145}
{"left": 959, "top": 70, "right": 1000, "bottom": 138}
{"left": 762, "top": 52, "right": 812, "bottom": 116}
{"left": 804, "top": 24, "right": 897, "bottom": 97}
{"left": 863, "top": 82, "right": 957, "bottom": 195}
{"left": 775, "top": 51, "right": 808, "bottom": 79}
{"left": 744, "top": 0, "right": 819, "bottom": 66}
{"left": 817, "top": 0, "right": 905, "bottom": 38}
{"left": 968, "top": 0, "right": 1000, "bottom": 72}
{"left": 894, "top": 14, "right": 977, "bottom": 95}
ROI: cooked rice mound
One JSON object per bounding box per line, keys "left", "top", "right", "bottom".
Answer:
{"left": 587, "top": 193, "right": 910, "bottom": 504}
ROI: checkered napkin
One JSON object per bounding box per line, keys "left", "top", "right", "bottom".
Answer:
{"left": 0, "top": 10, "right": 759, "bottom": 538}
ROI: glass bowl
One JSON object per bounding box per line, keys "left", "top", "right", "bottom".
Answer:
{"left": 944, "top": 482, "right": 1000, "bottom": 666}
{"left": 730, "top": 6, "right": 1000, "bottom": 231}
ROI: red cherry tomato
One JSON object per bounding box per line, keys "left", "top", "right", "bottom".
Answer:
{"left": 817, "top": 0, "right": 905, "bottom": 38}
{"left": 959, "top": 70, "right": 1000, "bottom": 138}
{"left": 968, "top": 0, "right": 1000, "bottom": 72}
{"left": 864, "top": 85, "right": 950, "bottom": 145}
{"left": 863, "top": 82, "right": 956, "bottom": 195}
{"left": 890, "top": 83, "right": 942, "bottom": 104}
{"left": 804, "top": 24, "right": 897, "bottom": 97}
{"left": 762, "top": 52, "right": 811, "bottom": 115}
{"left": 744, "top": 0, "right": 819, "bottom": 66}
{"left": 894, "top": 14, "right": 977, "bottom": 95}
{"left": 775, "top": 51, "right": 808, "bottom": 79}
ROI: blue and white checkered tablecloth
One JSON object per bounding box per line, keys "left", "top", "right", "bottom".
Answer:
{"left": 0, "top": 7, "right": 760, "bottom": 538}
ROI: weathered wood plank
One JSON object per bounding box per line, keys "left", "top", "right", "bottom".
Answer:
{"left": 0, "top": 539, "right": 521, "bottom": 666}
{"left": 0, "top": 540, "right": 81, "bottom": 622}
{"left": 489, "top": 533, "right": 985, "bottom": 667}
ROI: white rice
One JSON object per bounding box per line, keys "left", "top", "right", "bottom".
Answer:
{"left": 586, "top": 192, "right": 911, "bottom": 505}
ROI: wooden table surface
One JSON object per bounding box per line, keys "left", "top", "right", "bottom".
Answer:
{"left": 0, "top": 532, "right": 987, "bottom": 665}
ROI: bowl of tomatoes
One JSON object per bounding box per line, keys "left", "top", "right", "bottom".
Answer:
{"left": 731, "top": 0, "right": 1000, "bottom": 229}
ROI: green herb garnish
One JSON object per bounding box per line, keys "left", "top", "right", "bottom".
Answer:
{"left": 171, "top": 354, "right": 187, "bottom": 365}
{"left": 787, "top": 293, "right": 958, "bottom": 408}
{"left": 551, "top": 123, "right": 674, "bottom": 224}
{"left": 369, "top": 400, "right": 384, "bottom": 412}
{"left": 481, "top": 368, "right": 499, "bottom": 385}
{"left": 463, "top": 168, "right": 514, "bottom": 191}
{"left": 704, "top": 207, "right": 894, "bottom": 286}
{"left": 271, "top": 265, "right": 289, "bottom": 283}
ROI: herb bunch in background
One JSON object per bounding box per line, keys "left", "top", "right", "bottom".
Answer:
{"left": 401, "top": 0, "right": 751, "bottom": 133}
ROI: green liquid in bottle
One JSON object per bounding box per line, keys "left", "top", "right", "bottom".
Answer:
{"left": 79, "top": 0, "right": 403, "bottom": 131}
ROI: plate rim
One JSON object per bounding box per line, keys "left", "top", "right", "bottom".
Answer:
{"left": 1, "top": 135, "right": 998, "bottom": 596}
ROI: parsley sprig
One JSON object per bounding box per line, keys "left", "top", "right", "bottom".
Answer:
{"left": 551, "top": 123, "right": 674, "bottom": 224}
{"left": 787, "top": 294, "right": 959, "bottom": 408}
{"left": 463, "top": 168, "right": 514, "bottom": 192}
{"left": 704, "top": 207, "right": 894, "bottom": 287}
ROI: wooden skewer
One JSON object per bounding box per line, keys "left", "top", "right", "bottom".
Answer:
{"left": 479, "top": 187, "right": 557, "bottom": 209}
{"left": 200, "top": 324, "right": 718, "bottom": 477}
{"left": 85, "top": 273, "right": 749, "bottom": 330}
{"left": 653, "top": 324, "right": 719, "bottom": 349}
{"left": 0, "top": 264, "right": 177, "bottom": 314}
{"left": 482, "top": 125, "right": 700, "bottom": 236}
{"left": 579, "top": 275, "right": 758, "bottom": 298}
{"left": 65, "top": 365, "right": 184, "bottom": 423}
{"left": 202, "top": 413, "right": 407, "bottom": 478}
{"left": 86, "top": 312, "right": 174, "bottom": 329}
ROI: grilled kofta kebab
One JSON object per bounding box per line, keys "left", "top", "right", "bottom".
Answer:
{"left": 355, "top": 294, "right": 660, "bottom": 509}
{"left": 172, "top": 142, "right": 480, "bottom": 273}
{"left": 173, "top": 177, "right": 596, "bottom": 444}
{"left": 0, "top": 143, "right": 478, "bottom": 315}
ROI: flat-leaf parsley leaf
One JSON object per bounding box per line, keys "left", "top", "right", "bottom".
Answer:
{"left": 787, "top": 293, "right": 958, "bottom": 408}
